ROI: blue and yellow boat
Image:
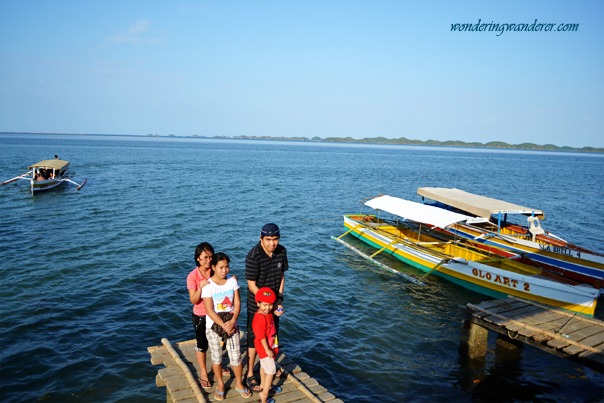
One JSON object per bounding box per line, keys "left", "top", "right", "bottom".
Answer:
{"left": 338, "top": 195, "right": 600, "bottom": 316}
{"left": 417, "top": 187, "right": 604, "bottom": 287}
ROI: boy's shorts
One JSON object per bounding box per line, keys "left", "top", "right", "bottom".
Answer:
{"left": 259, "top": 356, "right": 276, "bottom": 375}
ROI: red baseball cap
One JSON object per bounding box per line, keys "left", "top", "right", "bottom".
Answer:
{"left": 256, "top": 287, "right": 276, "bottom": 304}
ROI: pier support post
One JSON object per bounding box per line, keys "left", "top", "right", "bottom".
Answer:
{"left": 459, "top": 317, "right": 488, "bottom": 360}
{"left": 495, "top": 334, "right": 523, "bottom": 365}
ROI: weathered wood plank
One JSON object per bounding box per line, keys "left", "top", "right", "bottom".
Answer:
{"left": 504, "top": 305, "right": 543, "bottom": 320}
{"left": 477, "top": 299, "right": 526, "bottom": 315}
{"left": 513, "top": 310, "right": 564, "bottom": 327}
{"left": 524, "top": 317, "right": 568, "bottom": 334}
{"left": 546, "top": 338, "right": 572, "bottom": 349}
{"left": 565, "top": 325, "right": 603, "bottom": 343}
{"left": 149, "top": 338, "right": 335, "bottom": 402}
{"left": 576, "top": 331, "right": 604, "bottom": 350}
{"left": 557, "top": 319, "right": 597, "bottom": 334}
{"left": 464, "top": 299, "right": 604, "bottom": 373}
{"left": 503, "top": 314, "right": 561, "bottom": 335}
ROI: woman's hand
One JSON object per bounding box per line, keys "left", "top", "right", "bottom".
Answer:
{"left": 198, "top": 279, "right": 209, "bottom": 290}
{"left": 222, "top": 319, "right": 237, "bottom": 336}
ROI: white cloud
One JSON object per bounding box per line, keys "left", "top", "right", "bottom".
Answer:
{"left": 107, "top": 20, "right": 153, "bottom": 43}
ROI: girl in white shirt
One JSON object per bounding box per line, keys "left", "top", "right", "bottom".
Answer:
{"left": 202, "top": 252, "right": 252, "bottom": 400}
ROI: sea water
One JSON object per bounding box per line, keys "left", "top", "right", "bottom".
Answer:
{"left": 1, "top": 133, "right": 603, "bottom": 402}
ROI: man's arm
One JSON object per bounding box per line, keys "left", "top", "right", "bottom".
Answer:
{"left": 247, "top": 280, "right": 259, "bottom": 298}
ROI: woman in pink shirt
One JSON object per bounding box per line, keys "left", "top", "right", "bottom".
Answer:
{"left": 186, "top": 242, "right": 214, "bottom": 391}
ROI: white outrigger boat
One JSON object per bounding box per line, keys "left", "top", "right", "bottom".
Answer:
{"left": 334, "top": 195, "right": 600, "bottom": 316}
{"left": 1, "top": 158, "right": 87, "bottom": 194}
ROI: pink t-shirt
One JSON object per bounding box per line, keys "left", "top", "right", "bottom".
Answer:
{"left": 187, "top": 267, "right": 210, "bottom": 316}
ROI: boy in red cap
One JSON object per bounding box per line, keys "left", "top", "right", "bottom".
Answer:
{"left": 252, "top": 287, "right": 282, "bottom": 403}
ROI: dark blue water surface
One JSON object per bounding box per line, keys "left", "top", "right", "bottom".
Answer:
{"left": 1, "top": 134, "right": 603, "bottom": 402}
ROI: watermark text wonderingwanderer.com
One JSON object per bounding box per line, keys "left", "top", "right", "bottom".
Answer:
{"left": 451, "top": 19, "right": 579, "bottom": 36}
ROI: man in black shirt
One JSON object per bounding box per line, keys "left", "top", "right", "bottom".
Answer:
{"left": 245, "top": 223, "right": 288, "bottom": 392}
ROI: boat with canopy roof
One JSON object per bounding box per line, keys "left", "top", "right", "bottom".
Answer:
{"left": 1, "top": 157, "right": 87, "bottom": 194}
{"left": 417, "top": 187, "right": 604, "bottom": 286}
{"left": 334, "top": 194, "right": 600, "bottom": 316}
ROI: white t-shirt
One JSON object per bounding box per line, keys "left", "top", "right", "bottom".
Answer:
{"left": 201, "top": 277, "right": 240, "bottom": 329}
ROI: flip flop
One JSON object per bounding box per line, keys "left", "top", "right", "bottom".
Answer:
{"left": 247, "top": 375, "right": 262, "bottom": 392}
{"left": 198, "top": 377, "right": 212, "bottom": 392}
{"left": 270, "top": 386, "right": 282, "bottom": 394}
{"left": 221, "top": 367, "right": 231, "bottom": 377}
{"left": 267, "top": 398, "right": 275, "bottom": 403}
{"left": 275, "top": 366, "right": 284, "bottom": 378}
{"left": 235, "top": 387, "right": 252, "bottom": 399}
{"left": 214, "top": 389, "right": 225, "bottom": 401}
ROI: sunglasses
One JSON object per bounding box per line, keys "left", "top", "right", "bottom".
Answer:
{"left": 261, "top": 231, "right": 280, "bottom": 236}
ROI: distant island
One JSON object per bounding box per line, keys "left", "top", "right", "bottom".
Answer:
{"left": 183, "top": 134, "right": 604, "bottom": 153}
{"left": 2, "top": 132, "right": 603, "bottom": 153}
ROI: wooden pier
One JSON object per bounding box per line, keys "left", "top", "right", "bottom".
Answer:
{"left": 148, "top": 336, "right": 341, "bottom": 403}
{"left": 459, "top": 297, "right": 604, "bottom": 372}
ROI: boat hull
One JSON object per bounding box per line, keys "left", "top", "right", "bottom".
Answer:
{"left": 31, "top": 178, "right": 66, "bottom": 193}
{"left": 343, "top": 215, "right": 599, "bottom": 316}
{"left": 416, "top": 187, "right": 604, "bottom": 284}
{"left": 449, "top": 224, "right": 604, "bottom": 283}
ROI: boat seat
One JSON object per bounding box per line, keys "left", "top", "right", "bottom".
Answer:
{"left": 527, "top": 216, "right": 545, "bottom": 242}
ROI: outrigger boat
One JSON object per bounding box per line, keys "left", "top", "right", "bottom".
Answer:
{"left": 417, "top": 187, "right": 604, "bottom": 286}
{"left": 334, "top": 194, "right": 600, "bottom": 316}
{"left": 1, "top": 158, "right": 87, "bottom": 194}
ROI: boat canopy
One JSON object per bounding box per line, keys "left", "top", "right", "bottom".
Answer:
{"left": 365, "top": 195, "right": 486, "bottom": 229}
{"left": 28, "top": 160, "right": 70, "bottom": 171}
{"left": 417, "top": 187, "right": 545, "bottom": 220}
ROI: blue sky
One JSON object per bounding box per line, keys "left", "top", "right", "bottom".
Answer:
{"left": 1, "top": 1, "right": 603, "bottom": 147}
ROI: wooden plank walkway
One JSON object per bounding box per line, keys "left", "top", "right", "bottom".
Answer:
{"left": 460, "top": 297, "right": 604, "bottom": 372}
{"left": 148, "top": 336, "right": 342, "bottom": 403}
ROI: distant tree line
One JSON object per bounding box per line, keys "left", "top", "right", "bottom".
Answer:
{"left": 224, "top": 135, "right": 604, "bottom": 153}
{"left": 4, "top": 132, "right": 601, "bottom": 153}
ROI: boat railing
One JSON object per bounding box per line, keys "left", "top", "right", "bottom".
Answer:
{"left": 363, "top": 216, "right": 527, "bottom": 264}
{"left": 364, "top": 221, "right": 385, "bottom": 228}
{"left": 356, "top": 219, "right": 457, "bottom": 262}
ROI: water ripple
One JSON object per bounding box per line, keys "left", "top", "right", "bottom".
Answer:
{"left": 1, "top": 136, "right": 603, "bottom": 402}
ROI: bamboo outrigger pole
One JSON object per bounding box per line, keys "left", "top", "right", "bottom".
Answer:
{"left": 64, "top": 178, "right": 88, "bottom": 191}
{"left": 1, "top": 171, "right": 31, "bottom": 186}
{"left": 419, "top": 258, "right": 450, "bottom": 280}
{"left": 337, "top": 228, "right": 353, "bottom": 239}
{"left": 331, "top": 235, "right": 425, "bottom": 285}
{"left": 369, "top": 239, "right": 399, "bottom": 258}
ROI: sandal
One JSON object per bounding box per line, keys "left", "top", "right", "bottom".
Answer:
{"left": 235, "top": 387, "right": 252, "bottom": 399}
{"left": 214, "top": 389, "right": 225, "bottom": 401}
{"left": 247, "top": 375, "right": 262, "bottom": 392}
{"left": 221, "top": 366, "right": 231, "bottom": 377}
{"left": 275, "top": 366, "right": 284, "bottom": 378}
{"left": 270, "top": 386, "right": 282, "bottom": 394}
{"left": 198, "top": 377, "right": 212, "bottom": 392}
{"left": 267, "top": 398, "right": 275, "bottom": 403}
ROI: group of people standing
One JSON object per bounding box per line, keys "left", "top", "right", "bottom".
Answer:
{"left": 186, "top": 223, "right": 287, "bottom": 403}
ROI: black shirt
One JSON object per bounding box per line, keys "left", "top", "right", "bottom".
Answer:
{"left": 245, "top": 242, "right": 288, "bottom": 312}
